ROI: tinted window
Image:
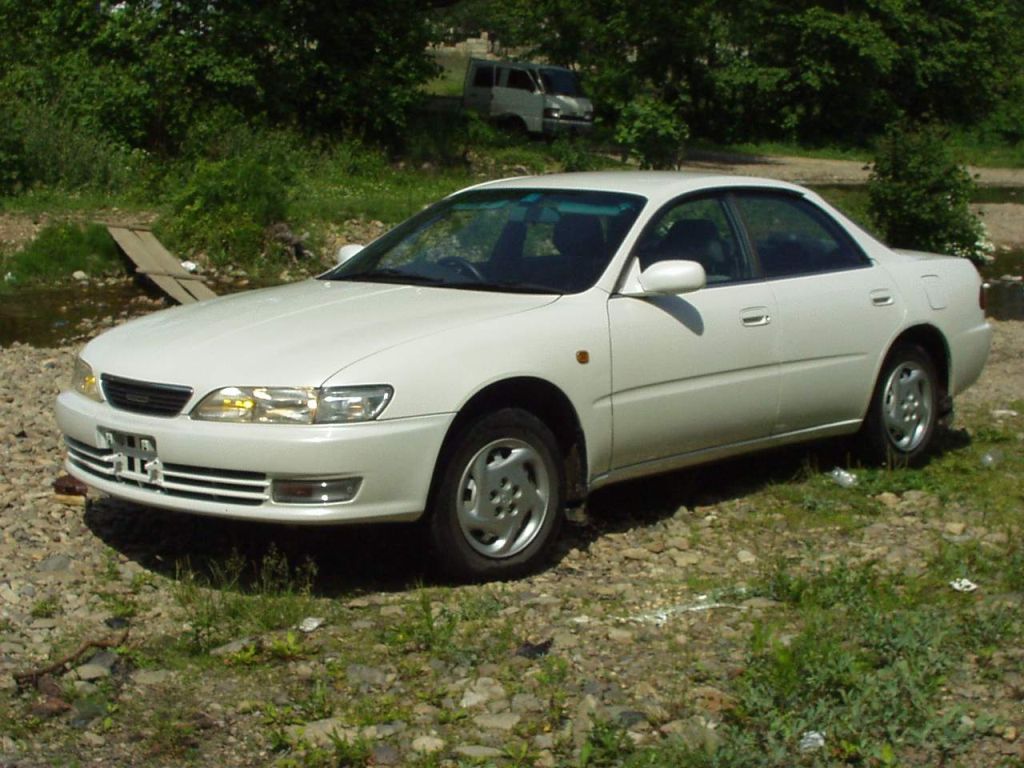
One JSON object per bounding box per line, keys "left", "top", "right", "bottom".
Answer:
{"left": 733, "top": 193, "right": 868, "bottom": 278}
{"left": 472, "top": 65, "right": 494, "bottom": 88}
{"left": 506, "top": 68, "right": 535, "bottom": 91}
{"left": 635, "top": 195, "right": 752, "bottom": 284}
{"left": 538, "top": 68, "right": 584, "bottom": 96}
{"left": 324, "top": 189, "right": 645, "bottom": 294}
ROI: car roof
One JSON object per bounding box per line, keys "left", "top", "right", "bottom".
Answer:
{"left": 466, "top": 171, "right": 809, "bottom": 204}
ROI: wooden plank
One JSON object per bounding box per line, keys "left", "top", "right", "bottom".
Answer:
{"left": 134, "top": 230, "right": 218, "bottom": 302}
{"left": 107, "top": 226, "right": 197, "bottom": 305}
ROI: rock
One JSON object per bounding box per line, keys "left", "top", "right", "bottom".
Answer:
{"left": 411, "top": 734, "right": 445, "bottom": 754}
{"left": 285, "top": 718, "right": 357, "bottom": 748}
{"left": 370, "top": 743, "right": 402, "bottom": 764}
{"left": 736, "top": 549, "right": 757, "bottom": 564}
{"left": 662, "top": 717, "right": 721, "bottom": 754}
{"left": 133, "top": 670, "right": 172, "bottom": 685}
{"left": 511, "top": 693, "right": 544, "bottom": 713}
{"left": 459, "top": 677, "right": 506, "bottom": 708}
{"left": 86, "top": 650, "right": 118, "bottom": 670}
{"left": 473, "top": 712, "right": 521, "bottom": 731}
{"left": 944, "top": 521, "right": 967, "bottom": 536}
{"left": 622, "top": 547, "right": 651, "bottom": 561}
{"left": 209, "top": 638, "right": 255, "bottom": 657}
{"left": 455, "top": 745, "right": 503, "bottom": 759}
{"left": 346, "top": 663, "right": 388, "bottom": 687}
{"left": 607, "top": 628, "right": 635, "bottom": 644}
{"left": 1003, "top": 726, "right": 1019, "bottom": 742}
{"left": 82, "top": 732, "right": 105, "bottom": 747}
{"left": 0, "top": 674, "right": 16, "bottom": 693}
{"left": 72, "top": 271, "right": 88, "bottom": 282}
{"left": 37, "top": 554, "right": 71, "bottom": 572}
{"left": 690, "top": 686, "right": 738, "bottom": 715}
{"left": 876, "top": 492, "right": 900, "bottom": 508}
{"left": 75, "top": 664, "right": 111, "bottom": 681}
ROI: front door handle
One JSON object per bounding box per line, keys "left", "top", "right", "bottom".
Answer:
{"left": 740, "top": 306, "right": 771, "bottom": 327}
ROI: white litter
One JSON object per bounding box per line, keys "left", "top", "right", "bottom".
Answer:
{"left": 628, "top": 594, "right": 741, "bottom": 626}
{"left": 949, "top": 578, "right": 978, "bottom": 593}
{"left": 297, "top": 616, "right": 326, "bottom": 633}
{"left": 180, "top": 260, "right": 198, "bottom": 273}
{"left": 829, "top": 467, "right": 858, "bottom": 488}
{"left": 799, "top": 730, "right": 826, "bottom": 752}
{"left": 980, "top": 450, "right": 1004, "bottom": 469}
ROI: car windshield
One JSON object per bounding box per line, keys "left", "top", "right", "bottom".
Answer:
{"left": 538, "top": 68, "right": 585, "bottom": 97}
{"left": 322, "top": 189, "right": 645, "bottom": 294}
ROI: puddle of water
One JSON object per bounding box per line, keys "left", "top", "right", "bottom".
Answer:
{"left": 0, "top": 281, "right": 156, "bottom": 348}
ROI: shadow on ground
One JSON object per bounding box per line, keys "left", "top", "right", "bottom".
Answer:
{"left": 84, "top": 429, "right": 972, "bottom": 596}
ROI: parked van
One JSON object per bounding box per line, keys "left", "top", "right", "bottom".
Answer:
{"left": 463, "top": 58, "right": 594, "bottom": 136}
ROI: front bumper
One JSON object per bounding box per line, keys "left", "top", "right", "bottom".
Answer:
{"left": 56, "top": 390, "right": 453, "bottom": 524}
{"left": 543, "top": 117, "right": 593, "bottom": 135}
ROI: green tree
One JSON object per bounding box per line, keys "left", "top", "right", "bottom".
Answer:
{"left": 868, "top": 122, "right": 986, "bottom": 260}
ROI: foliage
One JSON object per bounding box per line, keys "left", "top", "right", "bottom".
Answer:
{"left": 3, "top": 222, "right": 122, "bottom": 284}
{"left": 868, "top": 122, "right": 986, "bottom": 260}
{"left": 0, "top": 0, "right": 438, "bottom": 157}
{"left": 174, "top": 546, "right": 319, "bottom": 653}
{"left": 164, "top": 133, "right": 297, "bottom": 267}
{"left": 614, "top": 96, "right": 688, "bottom": 169}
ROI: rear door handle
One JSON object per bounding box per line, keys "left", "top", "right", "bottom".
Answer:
{"left": 870, "top": 289, "right": 894, "bottom": 307}
{"left": 740, "top": 306, "right": 771, "bottom": 327}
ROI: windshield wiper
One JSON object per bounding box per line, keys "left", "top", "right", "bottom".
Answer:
{"left": 332, "top": 268, "right": 445, "bottom": 285}
{"left": 452, "top": 281, "right": 560, "bottom": 295}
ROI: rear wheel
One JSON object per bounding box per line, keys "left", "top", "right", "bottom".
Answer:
{"left": 429, "top": 409, "right": 564, "bottom": 581}
{"left": 860, "top": 344, "right": 939, "bottom": 466}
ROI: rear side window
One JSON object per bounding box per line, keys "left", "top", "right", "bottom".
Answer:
{"left": 733, "top": 193, "right": 869, "bottom": 278}
{"left": 472, "top": 65, "right": 494, "bottom": 88}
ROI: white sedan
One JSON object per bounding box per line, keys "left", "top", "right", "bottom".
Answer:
{"left": 56, "top": 172, "right": 992, "bottom": 579}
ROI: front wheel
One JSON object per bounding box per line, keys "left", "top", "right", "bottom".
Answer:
{"left": 860, "top": 344, "right": 940, "bottom": 467}
{"left": 428, "top": 409, "right": 564, "bottom": 581}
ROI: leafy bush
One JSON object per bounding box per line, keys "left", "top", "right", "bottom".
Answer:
{"left": 165, "top": 136, "right": 297, "bottom": 267}
{"left": 550, "top": 136, "right": 599, "bottom": 172}
{"left": 4, "top": 222, "right": 122, "bottom": 284}
{"left": 614, "top": 95, "right": 688, "bottom": 169}
{"left": 0, "top": 98, "right": 142, "bottom": 195}
{"left": 868, "top": 122, "right": 986, "bottom": 260}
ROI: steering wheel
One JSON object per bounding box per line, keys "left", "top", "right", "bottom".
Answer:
{"left": 438, "top": 256, "right": 486, "bottom": 282}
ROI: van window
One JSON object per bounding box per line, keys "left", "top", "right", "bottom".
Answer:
{"left": 538, "top": 68, "right": 584, "bottom": 97}
{"left": 472, "top": 65, "right": 494, "bottom": 88}
{"left": 506, "top": 68, "right": 536, "bottom": 92}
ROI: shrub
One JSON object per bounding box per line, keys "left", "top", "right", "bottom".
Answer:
{"left": 4, "top": 223, "right": 122, "bottom": 284}
{"left": 613, "top": 95, "right": 688, "bottom": 170}
{"left": 868, "top": 122, "right": 986, "bottom": 260}
{"left": 165, "top": 136, "right": 297, "bottom": 267}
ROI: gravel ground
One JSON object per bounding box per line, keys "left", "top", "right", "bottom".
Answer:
{"left": 0, "top": 321, "right": 1021, "bottom": 766}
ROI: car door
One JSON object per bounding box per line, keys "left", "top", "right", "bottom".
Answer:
{"left": 730, "top": 191, "right": 903, "bottom": 434}
{"left": 608, "top": 194, "right": 781, "bottom": 471}
{"left": 492, "top": 66, "right": 544, "bottom": 131}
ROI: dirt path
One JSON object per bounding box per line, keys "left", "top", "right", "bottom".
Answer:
{"left": 682, "top": 150, "right": 1024, "bottom": 187}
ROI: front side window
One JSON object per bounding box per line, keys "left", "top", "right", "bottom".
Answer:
{"left": 733, "top": 193, "right": 869, "bottom": 278}
{"left": 635, "top": 195, "right": 752, "bottom": 284}
{"left": 323, "top": 189, "right": 645, "bottom": 294}
{"left": 506, "top": 68, "right": 536, "bottom": 92}
{"left": 538, "top": 68, "right": 584, "bottom": 97}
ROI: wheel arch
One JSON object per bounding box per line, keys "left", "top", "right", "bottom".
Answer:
{"left": 432, "top": 377, "right": 588, "bottom": 506}
{"left": 884, "top": 324, "right": 952, "bottom": 417}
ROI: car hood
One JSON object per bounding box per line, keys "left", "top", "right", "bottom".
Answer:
{"left": 83, "top": 279, "right": 557, "bottom": 390}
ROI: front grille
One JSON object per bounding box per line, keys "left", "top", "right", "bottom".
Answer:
{"left": 66, "top": 437, "right": 270, "bottom": 506}
{"left": 101, "top": 374, "right": 193, "bottom": 417}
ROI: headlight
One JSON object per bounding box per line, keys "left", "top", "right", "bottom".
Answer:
{"left": 72, "top": 356, "right": 102, "bottom": 402}
{"left": 192, "top": 385, "right": 393, "bottom": 424}
{"left": 317, "top": 386, "right": 393, "bottom": 423}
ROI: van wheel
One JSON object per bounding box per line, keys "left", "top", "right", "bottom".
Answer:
{"left": 860, "top": 344, "right": 939, "bottom": 467}
{"left": 429, "top": 409, "right": 564, "bottom": 581}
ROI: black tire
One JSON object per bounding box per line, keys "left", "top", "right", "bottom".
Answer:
{"left": 428, "top": 408, "right": 565, "bottom": 581}
{"left": 860, "top": 343, "right": 940, "bottom": 467}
